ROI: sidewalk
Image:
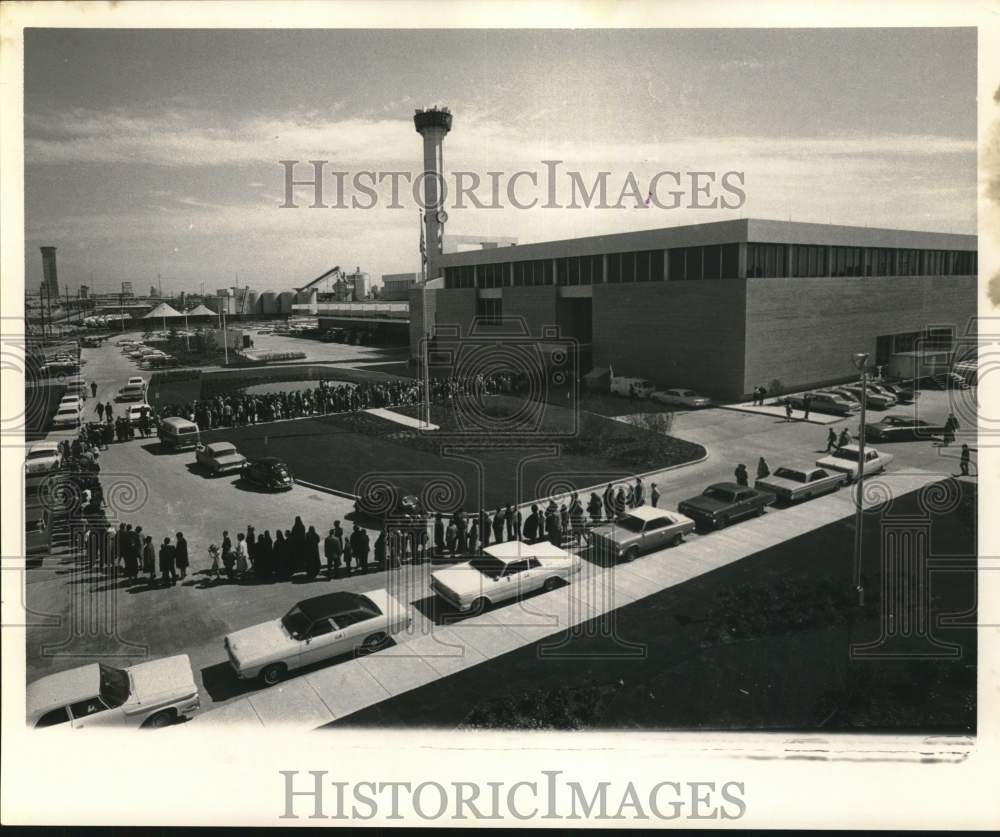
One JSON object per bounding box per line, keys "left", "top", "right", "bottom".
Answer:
{"left": 720, "top": 400, "right": 842, "bottom": 425}
{"left": 184, "top": 468, "right": 950, "bottom": 730}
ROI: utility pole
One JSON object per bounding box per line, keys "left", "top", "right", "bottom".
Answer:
{"left": 852, "top": 352, "right": 871, "bottom": 606}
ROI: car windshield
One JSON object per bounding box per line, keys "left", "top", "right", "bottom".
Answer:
{"left": 281, "top": 606, "right": 312, "bottom": 639}
{"left": 470, "top": 556, "right": 506, "bottom": 580}
{"left": 27, "top": 450, "right": 55, "bottom": 459}
{"left": 616, "top": 516, "right": 646, "bottom": 533}
{"left": 213, "top": 445, "right": 236, "bottom": 455}
{"left": 98, "top": 663, "right": 130, "bottom": 708}
{"left": 773, "top": 468, "right": 805, "bottom": 482}
{"left": 703, "top": 487, "right": 735, "bottom": 502}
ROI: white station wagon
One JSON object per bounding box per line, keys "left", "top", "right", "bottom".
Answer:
{"left": 430, "top": 540, "right": 582, "bottom": 613}
{"left": 225, "top": 590, "right": 411, "bottom": 685}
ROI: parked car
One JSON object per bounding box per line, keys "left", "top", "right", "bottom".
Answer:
{"left": 816, "top": 444, "right": 893, "bottom": 481}
{"left": 677, "top": 482, "right": 777, "bottom": 529}
{"left": 51, "top": 404, "right": 83, "bottom": 429}
{"left": 785, "top": 391, "right": 859, "bottom": 416}
{"left": 755, "top": 466, "right": 848, "bottom": 503}
{"left": 127, "top": 376, "right": 146, "bottom": 388}
{"left": 158, "top": 416, "right": 201, "bottom": 450}
{"left": 224, "top": 590, "right": 411, "bottom": 685}
{"left": 26, "top": 507, "right": 51, "bottom": 555}
{"left": 195, "top": 441, "right": 247, "bottom": 475}
{"left": 116, "top": 384, "right": 146, "bottom": 403}
{"left": 832, "top": 385, "right": 896, "bottom": 410}
{"left": 58, "top": 395, "right": 85, "bottom": 414}
{"left": 610, "top": 375, "right": 656, "bottom": 398}
{"left": 650, "top": 388, "right": 712, "bottom": 408}
{"left": 430, "top": 540, "right": 582, "bottom": 613}
{"left": 125, "top": 402, "right": 153, "bottom": 424}
{"left": 240, "top": 457, "right": 294, "bottom": 491}
{"left": 864, "top": 416, "right": 947, "bottom": 442}
{"left": 27, "top": 656, "right": 200, "bottom": 729}
{"left": 871, "top": 382, "right": 917, "bottom": 403}
{"left": 590, "top": 505, "right": 695, "bottom": 561}
{"left": 25, "top": 442, "right": 62, "bottom": 475}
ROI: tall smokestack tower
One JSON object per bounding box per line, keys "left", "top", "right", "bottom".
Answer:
{"left": 413, "top": 106, "right": 452, "bottom": 282}
{"left": 40, "top": 246, "right": 59, "bottom": 297}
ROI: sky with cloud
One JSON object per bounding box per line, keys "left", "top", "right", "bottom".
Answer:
{"left": 24, "top": 27, "right": 976, "bottom": 295}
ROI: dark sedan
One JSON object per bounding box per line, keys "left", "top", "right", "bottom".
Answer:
{"left": 240, "top": 457, "right": 294, "bottom": 491}
{"left": 864, "top": 416, "right": 947, "bottom": 442}
{"left": 677, "top": 482, "right": 776, "bottom": 530}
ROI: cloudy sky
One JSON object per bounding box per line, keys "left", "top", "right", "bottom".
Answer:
{"left": 24, "top": 27, "right": 975, "bottom": 295}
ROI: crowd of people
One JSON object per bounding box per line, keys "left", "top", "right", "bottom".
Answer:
{"left": 153, "top": 370, "right": 530, "bottom": 431}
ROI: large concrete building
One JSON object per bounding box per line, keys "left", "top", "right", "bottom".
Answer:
{"left": 408, "top": 218, "right": 977, "bottom": 400}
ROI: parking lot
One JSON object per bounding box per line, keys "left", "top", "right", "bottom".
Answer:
{"left": 22, "top": 335, "right": 978, "bottom": 725}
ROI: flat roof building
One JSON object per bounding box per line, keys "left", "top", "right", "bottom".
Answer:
{"left": 409, "top": 218, "right": 977, "bottom": 400}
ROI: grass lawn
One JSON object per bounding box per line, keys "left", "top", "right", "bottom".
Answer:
{"left": 332, "top": 481, "right": 976, "bottom": 732}
{"left": 198, "top": 396, "right": 705, "bottom": 511}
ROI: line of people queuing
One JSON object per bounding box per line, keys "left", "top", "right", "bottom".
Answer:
{"left": 153, "top": 370, "right": 529, "bottom": 432}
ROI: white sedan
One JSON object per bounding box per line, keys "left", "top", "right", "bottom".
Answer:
{"left": 27, "top": 656, "right": 200, "bottom": 729}
{"left": 51, "top": 404, "right": 83, "bottom": 429}
{"left": 225, "top": 590, "right": 412, "bottom": 685}
{"left": 816, "top": 444, "right": 893, "bottom": 482}
{"left": 430, "top": 540, "right": 582, "bottom": 613}
{"left": 126, "top": 402, "right": 153, "bottom": 424}
{"left": 650, "top": 388, "right": 712, "bottom": 408}
{"left": 25, "top": 442, "right": 62, "bottom": 475}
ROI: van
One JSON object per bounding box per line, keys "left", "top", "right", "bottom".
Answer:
{"left": 158, "top": 416, "right": 201, "bottom": 450}
{"left": 610, "top": 375, "right": 656, "bottom": 399}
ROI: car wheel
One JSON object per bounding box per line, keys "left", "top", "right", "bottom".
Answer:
{"left": 260, "top": 663, "right": 286, "bottom": 686}
{"left": 716, "top": 516, "right": 729, "bottom": 529}
{"left": 362, "top": 632, "right": 389, "bottom": 652}
{"left": 670, "top": 534, "right": 684, "bottom": 547}
{"left": 543, "top": 576, "right": 561, "bottom": 592}
{"left": 623, "top": 546, "right": 639, "bottom": 562}
{"left": 469, "top": 597, "right": 490, "bottom": 615}
{"left": 142, "top": 709, "right": 177, "bottom": 729}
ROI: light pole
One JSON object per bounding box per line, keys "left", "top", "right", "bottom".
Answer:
{"left": 852, "top": 351, "right": 871, "bottom": 605}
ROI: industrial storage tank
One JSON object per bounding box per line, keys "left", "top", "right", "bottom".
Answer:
{"left": 243, "top": 290, "right": 259, "bottom": 314}
{"left": 278, "top": 291, "right": 296, "bottom": 312}
{"left": 260, "top": 291, "right": 278, "bottom": 315}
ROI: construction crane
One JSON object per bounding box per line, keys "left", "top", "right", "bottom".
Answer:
{"left": 295, "top": 265, "right": 343, "bottom": 293}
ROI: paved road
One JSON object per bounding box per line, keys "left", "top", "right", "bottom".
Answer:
{"left": 23, "top": 335, "right": 976, "bottom": 721}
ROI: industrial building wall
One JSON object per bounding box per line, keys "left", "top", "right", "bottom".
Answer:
{"left": 743, "top": 274, "right": 977, "bottom": 396}
{"left": 591, "top": 280, "right": 748, "bottom": 400}
{"left": 500, "top": 286, "right": 558, "bottom": 337}
{"left": 431, "top": 288, "right": 478, "bottom": 338}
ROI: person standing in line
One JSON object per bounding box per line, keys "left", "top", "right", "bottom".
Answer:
{"left": 588, "top": 492, "right": 603, "bottom": 523}
{"left": 456, "top": 513, "right": 469, "bottom": 555}
{"left": 826, "top": 428, "right": 838, "bottom": 452}
{"left": 784, "top": 399, "right": 793, "bottom": 422}
{"left": 492, "top": 506, "right": 506, "bottom": 544}
{"left": 159, "top": 536, "right": 178, "bottom": 586}
{"left": 325, "top": 528, "right": 340, "bottom": 578}
{"left": 546, "top": 505, "right": 561, "bottom": 547}
{"left": 445, "top": 518, "right": 458, "bottom": 553}
{"left": 221, "top": 530, "right": 234, "bottom": 582}
{"left": 505, "top": 505, "right": 516, "bottom": 541}
{"left": 235, "top": 532, "right": 249, "bottom": 578}
{"left": 374, "top": 530, "right": 386, "bottom": 568}
{"left": 756, "top": 457, "right": 770, "bottom": 485}
{"left": 349, "top": 525, "right": 364, "bottom": 573}
{"left": 305, "top": 525, "right": 321, "bottom": 578}
{"left": 273, "top": 530, "right": 290, "bottom": 580}
{"left": 650, "top": 483, "right": 661, "bottom": 508}
{"left": 142, "top": 535, "right": 156, "bottom": 583}
{"left": 208, "top": 543, "right": 221, "bottom": 580}
{"left": 633, "top": 478, "right": 644, "bottom": 507}
{"left": 246, "top": 525, "right": 256, "bottom": 573}
{"left": 256, "top": 532, "right": 272, "bottom": 580}
{"left": 802, "top": 394, "right": 812, "bottom": 421}
{"left": 290, "top": 516, "right": 306, "bottom": 575}
{"left": 359, "top": 528, "right": 370, "bottom": 572}
{"left": 175, "top": 532, "right": 189, "bottom": 580}
{"left": 523, "top": 504, "right": 540, "bottom": 542}
{"left": 559, "top": 502, "right": 570, "bottom": 536}
{"left": 603, "top": 482, "right": 615, "bottom": 520}
{"left": 614, "top": 487, "right": 627, "bottom": 519}
{"left": 735, "top": 464, "right": 749, "bottom": 487}
{"left": 342, "top": 530, "right": 353, "bottom": 574}
{"left": 433, "top": 512, "right": 445, "bottom": 555}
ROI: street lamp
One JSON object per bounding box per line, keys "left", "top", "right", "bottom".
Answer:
{"left": 851, "top": 351, "right": 871, "bottom": 605}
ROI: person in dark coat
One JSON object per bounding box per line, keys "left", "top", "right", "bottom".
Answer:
{"left": 122, "top": 527, "right": 138, "bottom": 581}
{"left": 290, "top": 516, "right": 306, "bottom": 574}
{"left": 96, "top": 401, "right": 105, "bottom": 422}
{"left": 256, "top": 532, "right": 272, "bottom": 580}
{"left": 735, "top": 464, "right": 749, "bottom": 487}
{"left": 305, "top": 525, "right": 321, "bottom": 578}
{"left": 350, "top": 525, "right": 364, "bottom": 573}
{"left": 456, "top": 513, "right": 469, "bottom": 555}
{"left": 960, "top": 443, "right": 973, "bottom": 476}
{"left": 342, "top": 529, "right": 354, "bottom": 574}
{"left": 614, "top": 488, "right": 626, "bottom": 518}
{"left": 756, "top": 458, "right": 770, "bottom": 484}
{"left": 603, "top": 483, "right": 615, "bottom": 520}
{"left": 480, "top": 510, "right": 492, "bottom": 548}
{"left": 523, "top": 504, "right": 540, "bottom": 542}
{"left": 273, "top": 530, "right": 290, "bottom": 580}
{"left": 433, "top": 513, "right": 445, "bottom": 555}
{"left": 142, "top": 535, "right": 156, "bottom": 582}
{"left": 221, "top": 530, "right": 234, "bottom": 582}
{"left": 492, "top": 507, "right": 505, "bottom": 544}
{"left": 246, "top": 525, "right": 256, "bottom": 573}
{"left": 650, "top": 484, "right": 660, "bottom": 509}
{"left": 175, "top": 532, "right": 189, "bottom": 580}
{"left": 159, "top": 536, "right": 178, "bottom": 585}
{"left": 559, "top": 503, "right": 570, "bottom": 535}
{"left": 374, "top": 530, "right": 386, "bottom": 568}
{"left": 445, "top": 519, "right": 458, "bottom": 553}
{"left": 546, "top": 507, "right": 562, "bottom": 547}
{"left": 826, "top": 428, "right": 838, "bottom": 452}
{"left": 587, "top": 493, "right": 603, "bottom": 523}
{"left": 633, "top": 478, "right": 644, "bottom": 507}
{"left": 505, "top": 505, "right": 516, "bottom": 541}
{"left": 324, "top": 528, "right": 341, "bottom": 578}
{"left": 467, "top": 517, "right": 479, "bottom": 553}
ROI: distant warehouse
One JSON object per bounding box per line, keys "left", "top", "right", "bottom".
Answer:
{"left": 408, "top": 218, "right": 977, "bottom": 401}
